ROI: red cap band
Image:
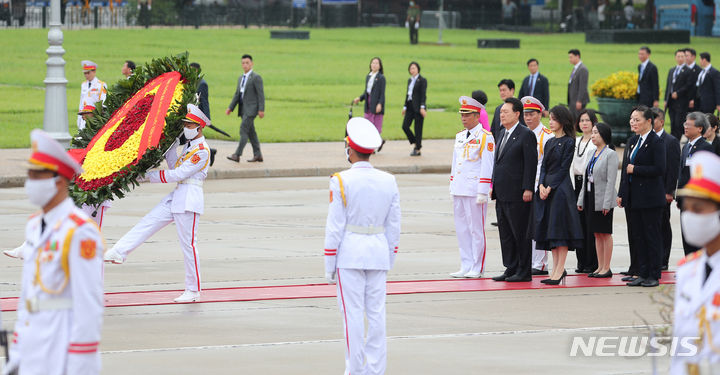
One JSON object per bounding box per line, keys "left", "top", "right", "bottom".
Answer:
{"left": 523, "top": 102, "right": 542, "bottom": 111}
{"left": 185, "top": 113, "right": 207, "bottom": 128}
{"left": 29, "top": 152, "right": 76, "bottom": 179}
{"left": 346, "top": 136, "right": 374, "bottom": 154}
{"left": 460, "top": 104, "right": 482, "bottom": 113}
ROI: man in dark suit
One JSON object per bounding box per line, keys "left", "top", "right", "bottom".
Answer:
{"left": 685, "top": 48, "right": 703, "bottom": 111}
{"left": 678, "top": 112, "right": 714, "bottom": 254}
{"left": 617, "top": 105, "right": 666, "bottom": 287}
{"left": 637, "top": 46, "right": 659, "bottom": 108}
{"left": 518, "top": 58, "right": 550, "bottom": 117}
{"left": 226, "top": 54, "right": 265, "bottom": 163}
{"left": 491, "top": 97, "right": 537, "bottom": 282}
{"left": 490, "top": 79, "right": 525, "bottom": 140}
{"left": 401, "top": 61, "right": 427, "bottom": 156}
{"left": 190, "top": 62, "right": 217, "bottom": 166}
{"left": 567, "top": 49, "right": 589, "bottom": 118}
{"left": 651, "top": 107, "right": 680, "bottom": 270}
{"left": 694, "top": 52, "right": 720, "bottom": 115}
{"left": 665, "top": 49, "right": 694, "bottom": 139}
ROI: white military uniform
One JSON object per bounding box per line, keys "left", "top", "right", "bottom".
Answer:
{"left": 324, "top": 118, "right": 401, "bottom": 375}
{"left": 531, "top": 123, "right": 554, "bottom": 271}
{"left": 77, "top": 77, "right": 107, "bottom": 131}
{"left": 450, "top": 124, "right": 494, "bottom": 275}
{"left": 671, "top": 250, "right": 720, "bottom": 374}
{"left": 108, "top": 136, "right": 210, "bottom": 292}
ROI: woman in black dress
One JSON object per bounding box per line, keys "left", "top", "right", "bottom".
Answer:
{"left": 534, "top": 105, "right": 584, "bottom": 284}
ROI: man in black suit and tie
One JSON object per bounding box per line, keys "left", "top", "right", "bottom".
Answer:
{"left": 617, "top": 106, "right": 666, "bottom": 287}
{"left": 567, "top": 49, "right": 589, "bottom": 118}
{"left": 651, "top": 107, "right": 680, "bottom": 270}
{"left": 490, "top": 79, "right": 525, "bottom": 140}
{"left": 665, "top": 49, "right": 694, "bottom": 139}
{"left": 694, "top": 52, "right": 720, "bottom": 115}
{"left": 226, "top": 54, "right": 265, "bottom": 163}
{"left": 678, "top": 112, "right": 714, "bottom": 254}
{"left": 637, "top": 47, "right": 659, "bottom": 108}
{"left": 518, "top": 58, "right": 549, "bottom": 117}
{"left": 685, "top": 48, "right": 702, "bottom": 111}
{"left": 401, "top": 61, "right": 427, "bottom": 156}
{"left": 491, "top": 97, "right": 538, "bottom": 282}
{"left": 189, "top": 62, "right": 217, "bottom": 166}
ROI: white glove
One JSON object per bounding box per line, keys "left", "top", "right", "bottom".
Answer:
{"left": 414, "top": 22, "right": 419, "bottom": 29}
{"left": 3, "top": 355, "right": 19, "bottom": 375}
{"left": 476, "top": 193, "right": 488, "bottom": 204}
{"left": 405, "top": 21, "right": 409, "bottom": 28}
{"left": 325, "top": 272, "right": 336, "bottom": 284}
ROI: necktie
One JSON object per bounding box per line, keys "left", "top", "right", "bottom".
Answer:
{"left": 41, "top": 218, "right": 46, "bottom": 234}
{"left": 466, "top": 130, "right": 471, "bottom": 139}
{"left": 88, "top": 81, "right": 91, "bottom": 89}
{"left": 704, "top": 262, "right": 713, "bottom": 285}
{"left": 569, "top": 68, "right": 576, "bottom": 83}
{"left": 630, "top": 137, "right": 642, "bottom": 163}
{"left": 498, "top": 131, "right": 510, "bottom": 157}
{"left": 240, "top": 74, "right": 247, "bottom": 98}
{"left": 529, "top": 74, "right": 535, "bottom": 96}
{"left": 637, "top": 65, "right": 644, "bottom": 94}
{"left": 681, "top": 143, "right": 691, "bottom": 167}
{"left": 673, "top": 67, "right": 680, "bottom": 83}
{"left": 697, "top": 69, "right": 707, "bottom": 86}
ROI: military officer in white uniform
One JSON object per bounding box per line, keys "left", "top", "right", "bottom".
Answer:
{"left": 449, "top": 96, "right": 495, "bottom": 278}
{"left": 3, "top": 130, "right": 104, "bottom": 375}
{"left": 672, "top": 151, "right": 720, "bottom": 374}
{"left": 324, "top": 117, "right": 401, "bottom": 375}
{"left": 77, "top": 60, "right": 107, "bottom": 131}
{"left": 521, "top": 96, "right": 554, "bottom": 275}
{"left": 103, "top": 104, "right": 211, "bottom": 303}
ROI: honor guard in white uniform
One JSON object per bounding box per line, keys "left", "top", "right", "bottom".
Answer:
{"left": 3, "top": 130, "right": 104, "bottom": 375}
{"left": 77, "top": 61, "right": 107, "bottom": 131}
{"left": 103, "top": 104, "right": 211, "bottom": 303}
{"left": 449, "top": 96, "right": 494, "bottom": 278}
{"left": 521, "top": 96, "right": 554, "bottom": 275}
{"left": 324, "top": 117, "right": 401, "bottom": 375}
{"left": 672, "top": 151, "right": 720, "bottom": 374}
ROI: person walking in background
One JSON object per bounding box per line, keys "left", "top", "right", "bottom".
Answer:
{"left": 121, "top": 60, "right": 135, "bottom": 79}
{"left": 567, "top": 49, "right": 589, "bottom": 118}
{"left": 491, "top": 97, "right": 537, "bottom": 282}
{"left": 577, "top": 122, "right": 618, "bottom": 278}
{"left": 491, "top": 79, "right": 524, "bottom": 139}
{"left": 520, "top": 96, "right": 553, "bottom": 275}
{"left": 405, "top": 1, "right": 420, "bottom": 45}
{"left": 519, "top": 58, "right": 550, "bottom": 117}
{"left": 401, "top": 61, "right": 427, "bottom": 156}
{"left": 354, "top": 57, "right": 387, "bottom": 151}
{"left": 617, "top": 106, "right": 666, "bottom": 287}
{"left": 694, "top": 52, "right": 720, "bottom": 116}
{"left": 226, "top": 54, "right": 265, "bottom": 163}
{"left": 636, "top": 46, "right": 659, "bottom": 108}
{"left": 533, "top": 105, "right": 583, "bottom": 285}
{"left": 77, "top": 60, "right": 107, "bottom": 131}
{"left": 706, "top": 114, "right": 720, "bottom": 155}
{"left": 678, "top": 112, "right": 714, "bottom": 255}
{"left": 449, "top": 96, "right": 495, "bottom": 279}
{"left": 651, "top": 107, "right": 681, "bottom": 271}
{"left": 665, "top": 49, "right": 693, "bottom": 140}
{"left": 471, "top": 90, "right": 491, "bottom": 131}
{"left": 571, "top": 109, "right": 598, "bottom": 274}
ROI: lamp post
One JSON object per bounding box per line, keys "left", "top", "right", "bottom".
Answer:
{"left": 43, "top": 0, "right": 71, "bottom": 148}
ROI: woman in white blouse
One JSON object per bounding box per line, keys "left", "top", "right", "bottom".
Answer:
{"left": 570, "top": 109, "right": 598, "bottom": 274}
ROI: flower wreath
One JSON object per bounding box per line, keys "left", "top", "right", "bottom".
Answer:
{"left": 69, "top": 53, "right": 199, "bottom": 208}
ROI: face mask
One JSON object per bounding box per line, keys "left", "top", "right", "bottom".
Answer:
{"left": 345, "top": 147, "right": 351, "bottom": 163}
{"left": 183, "top": 127, "right": 199, "bottom": 140}
{"left": 25, "top": 177, "right": 58, "bottom": 207}
{"left": 681, "top": 210, "right": 720, "bottom": 247}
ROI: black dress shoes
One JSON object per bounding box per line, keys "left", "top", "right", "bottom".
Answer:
{"left": 594, "top": 270, "right": 613, "bottom": 278}
{"left": 505, "top": 275, "right": 532, "bottom": 282}
{"left": 492, "top": 274, "right": 509, "bottom": 281}
{"left": 641, "top": 278, "right": 659, "bottom": 287}
{"left": 532, "top": 268, "right": 549, "bottom": 276}
{"left": 621, "top": 276, "right": 636, "bottom": 282}
{"left": 227, "top": 154, "right": 240, "bottom": 162}
{"left": 209, "top": 148, "right": 217, "bottom": 166}
{"left": 627, "top": 277, "right": 646, "bottom": 286}
{"left": 247, "top": 156, "right": 264, "bottom": 162}
{"left": 574, "top": 268, "right": 585, "bottom": 273}
{"left": 661, "top": 265, "right": 669, "bottom": 271}
{"left": 410, "top": 148, "right": 421, "bottom": 156}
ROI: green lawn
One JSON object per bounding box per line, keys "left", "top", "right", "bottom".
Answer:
{"left": 1, "top": 27, "right": 718, "bottom": 148}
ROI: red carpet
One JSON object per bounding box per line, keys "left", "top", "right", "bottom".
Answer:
{"left": 0, "top": 272, "right": 675, "bottom": 312}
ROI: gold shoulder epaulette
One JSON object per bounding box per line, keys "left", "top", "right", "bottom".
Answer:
{"left": 542, "top": 127, "right": 552, "bottom": 134}
{"left": 678, "top": 250, "right": 705, "bottom": 266}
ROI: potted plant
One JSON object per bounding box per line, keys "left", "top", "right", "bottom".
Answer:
{"left": 591, "top": 71, "right": 639, "bottom": 146}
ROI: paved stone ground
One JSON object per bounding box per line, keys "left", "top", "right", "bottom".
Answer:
{"left": 0, "top": 173, "right": 680, "bottom": 374}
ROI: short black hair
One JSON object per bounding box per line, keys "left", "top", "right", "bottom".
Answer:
{"left": 633, "top": 105, "right": 654, "bottom": 121}
{"left": 684, "top": 48, "right": 697, "bottom": 56}
{"left": 575, "top": 108, "right": 598, "bottom": 133}
{"left": 497, "top": 79, "right": 515, "bottom": 91}
{"left": 125, "top": 60, "right": 135, "bottom": 70}
{"left": 472, "top": 90, "right": 488, "bottom": 106}
{"left": 526, "top": 58, "right": 538, "bottom": 66}
{"left": 707, "top": 114, "right": 719, "bottom": 131}
{"left": 639, "top": 46, "right": 651, "bottom": 54}
{"left": 675, "top": 49, "right": 686, "bottom": 56}
{"left": 568, "top": 49, "right": 581, "bottom": 57}
{"left": 651, "top": 106, "right": 665, "bottom": 119}
{"left": 242, "top": 54, "right": 253, "bottom": 61}
{"left": 549, "top": 105, "right": 576, "bottom": 137}
{"left": 700, "top": 52, "right": 711, "bottom": 62}
{"left": 505, "top": 97, "right": 523, "bottom": 115}
{"left": 594, "top": 122, "right": 615, "bottom": 150}
{"left": 408, "top": 61, "right": 420, "bottom": 73}
{"left": 189, "top": 62, "right": 201, "bottom": 70}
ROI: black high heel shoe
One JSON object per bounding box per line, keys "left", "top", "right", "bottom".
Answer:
{"left": 544, "top": 270, "right": 567, "bottom": 285}
{"left": 594, "top": 270, "right": 613, "bottom": 278}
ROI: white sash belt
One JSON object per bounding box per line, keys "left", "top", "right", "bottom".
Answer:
{"left": 26, "top": 297, "right": 72, "bottom": 313}
{"left": 178, "top": 179, "right": 204, "bottom": 187}
{"left": 346, "top": 224, "right": 385, "bottom": 235}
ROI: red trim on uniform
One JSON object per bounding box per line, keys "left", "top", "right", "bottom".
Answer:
{"left": 460, "top": 104, "right": 482, "bottom": 113}
{"left": 198, "top": 143, "right": 205, "bottom": 150}
{"left": 686, "top": 178, "right": 720, "bottom": 196}
{"left": 98, "top": 206, "right": 105, "bottom": 229}
{"left": 523, "top": 103, "right": 542, "bottom": 112}
{"left": 159, "top": 170, "right": 167, "bottom": 183}
{"left": 69, "top": 342, "right": 99, "bottom": 346}
{"left": 69, "top": 213, "right": 87, "bottom": 226}
{"left": 346, "top": 137, "right": 374, "bottom": 154}
{"left": 69, "top": 348, "right": 97, "bottom": 353}
{"left": 82, "top": 65, "right": 96, "bottom": 71}
{"left": 324, "top": 248, "right": 337, "bottom": 256}
{"left": 185, "top": 113, "right": 207, "bottom": 128}
{"left": 480, "top": 205, "right": 487, "bottom": 273}
{"left": 68, "top": 341, "right": 99, "bottom": 353}
{"left": 336, "top": 270, "right": 351, "bottom": 354}
{"left": 29, "top": 152, "right": 76, "bottom": 180}
{"left": 191, "top": 213, "right": 200, "bottom": 291}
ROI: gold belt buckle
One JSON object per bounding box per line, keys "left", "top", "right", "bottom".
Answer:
{"left": 25, "top": 298, "right": 36, "bottom": 313}
{"left": 687, "top": 363, "right": 699, "bottom": 375}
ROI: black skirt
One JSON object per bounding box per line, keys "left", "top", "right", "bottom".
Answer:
{"left": 584, "top": 184, "right": 614, "bottom": 234}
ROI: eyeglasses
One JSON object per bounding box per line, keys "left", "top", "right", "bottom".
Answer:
{"left": 83, "top": 71, "right": 92, "bottom": 75}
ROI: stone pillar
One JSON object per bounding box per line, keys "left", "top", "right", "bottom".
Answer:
{"left": 43, "top": 0, "right": 71, "bottom": 148}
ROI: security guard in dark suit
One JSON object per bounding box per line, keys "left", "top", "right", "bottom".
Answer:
{"left": 665, "top": 50, "right": 694, "bottom": 140}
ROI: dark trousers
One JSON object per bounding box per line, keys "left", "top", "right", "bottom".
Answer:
{"left": 668, "top": 103, "right": 687, "bottom": 140}
{"left": 661, "top": 202, "right": 673, "bottom": 267}
{"left": 629, "top": 207, "right": 663, "bottom": 280}
{"left": 235, "top": 115, "right": 262, "bottom": 158}
{"left": 402, "top": 103, "right": 424, "bottom": 150}
{"left": 409, "top": 26, "right": 418, "bottom": 44}
{"left": 496, "top": 200, "right": 533, "bottom": 279}
{"left": 625, "top": 207, "right": 639, "bottom": 275}
{"left": 573, "top": 175, "right": 597, "bottom": 271}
